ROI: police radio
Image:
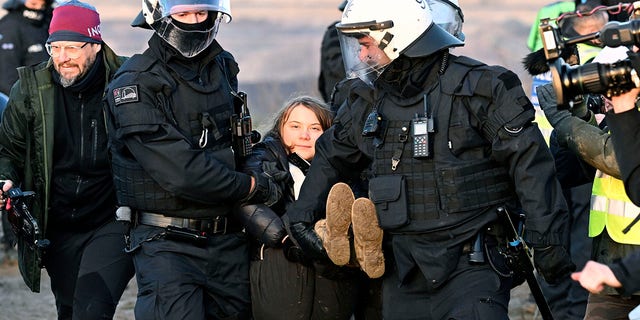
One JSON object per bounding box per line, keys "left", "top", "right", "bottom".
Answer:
{"left": 412, "top": 94, "right": 435, "bottom": 158}
{"left": 231, "top": 91, "right": 260, "bottom": 163}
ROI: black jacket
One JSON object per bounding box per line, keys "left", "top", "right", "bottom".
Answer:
{"left": 105, "top": 34, "right": 253, "bottom": 218}
{"left": 608, "top": 108, "right": 640, "bottom": 206}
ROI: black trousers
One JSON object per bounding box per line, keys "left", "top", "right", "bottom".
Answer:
{"left": 44, "top": 219, "right": 135, "bottom": 320}
{"left": 538, "top": 183, "right": 592, "bottom": 320}
{"left": 130, "top": 224, "right": 251, "bottom": 320}
{"left": 249, "top": 246, "right": 359, "bottom": 320}
{"left": 382, "top": 253, "right": 511, "bottom": 320}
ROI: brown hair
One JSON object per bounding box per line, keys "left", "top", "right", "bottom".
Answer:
{"left": 269, "top": 95, "right": 334, "bottom": 142}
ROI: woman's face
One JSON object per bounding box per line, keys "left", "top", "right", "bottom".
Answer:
{"left": 281, "top": 105, "right": 324, "bottom": 161}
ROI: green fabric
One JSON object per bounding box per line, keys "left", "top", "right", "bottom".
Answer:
{"left": 0, "top": 43, "right": 126, "bottom": 292}
{"left": 527, "top": 1, "right": 576, "bottom": 52}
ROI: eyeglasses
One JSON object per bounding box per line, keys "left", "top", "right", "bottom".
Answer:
{"left": 45, "top": 42, "right": 89, "bottom": 59}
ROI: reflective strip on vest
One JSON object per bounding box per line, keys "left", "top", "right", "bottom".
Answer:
{"left": 590, "top": 170, "right": 640, "bottom": 245}
{"left": 531, "top": 73, "right": 552, "bottom": 146}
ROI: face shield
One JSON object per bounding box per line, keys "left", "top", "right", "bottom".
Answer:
{"left": 337, "top": 21, "right": 394, "bottom": 87}
{"left": 143, "top": 0, "right": 231, "bottom": 57}
{"left": 428, "top": 0, "right": 464, "bottom": 40}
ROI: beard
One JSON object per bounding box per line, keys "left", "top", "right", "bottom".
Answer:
{"left": 59, "top": 75, "right": 77, "bottom": 88}
{"left": 56, "top": 54, "right": 96, "bottom": 88}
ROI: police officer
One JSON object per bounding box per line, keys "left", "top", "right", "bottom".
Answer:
{"left": 0, "top": 0, "right": 54, "bottom": 95}
{"left": 104, "top": 0, "right": 282, "bottom": 319}
{"left": 285, "top": 0, "right": 575, "bottom": 318}
{"left": 317, "top": 1, "right": 347, "bottom": 103}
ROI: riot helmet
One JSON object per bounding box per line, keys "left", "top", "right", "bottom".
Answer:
{"left": 428, "top": 0, "right": 465, "bottom": 41}
{"left": 137, "top": 0, "right": 231, "bottom": 58}
{"left": 336, "top": 0, "right": 463, "bottom": 86}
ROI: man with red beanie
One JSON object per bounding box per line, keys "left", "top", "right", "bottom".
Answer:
{"left": 0, "top": 1, "right": 134, "bottom": 319}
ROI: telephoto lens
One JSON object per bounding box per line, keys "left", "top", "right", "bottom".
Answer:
{"left": 551, "top": 57, "right": 640, "bottom": 108}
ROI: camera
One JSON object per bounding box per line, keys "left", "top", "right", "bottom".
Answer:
{"left": 537, "top": 3, "right": 640, "bottom": 107}
{"left": 549, "top": 55, "right": 639, "bottom": 107}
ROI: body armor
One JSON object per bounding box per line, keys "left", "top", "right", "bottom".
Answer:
{"left": 368, "top": 56, "right": 516, "bottom": 233}
{"left": 110, "top": 51, "right": 237, "bottom": 218}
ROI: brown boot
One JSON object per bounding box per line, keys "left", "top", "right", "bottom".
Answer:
{"left": 314, "top": 219, "right": 327, "bottom": 242}
{"left": 324, "top": 182, "right": 355, "bottom": 266}
{"left": 351, "top": 198, "right": 385, "bottom": 278}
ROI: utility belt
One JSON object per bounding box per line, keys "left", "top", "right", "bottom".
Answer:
{"left": 137, "top": 211, "right": 241, "bottom": 235}
{"left": 125, "top": 211, "right": 243, "bottom": 251}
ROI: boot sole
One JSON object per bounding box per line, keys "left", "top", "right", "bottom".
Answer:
{"left": 352, "top": 198, "right": 385, "bottom": 278}
{"left": 325, "top": 182, "right": 354, "bottom": 266}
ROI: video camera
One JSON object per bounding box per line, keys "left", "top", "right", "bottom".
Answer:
{"left": 538, "top": 2, "right": 640, "bottom": 108}
{"left": 4, "top": 187, "right": 49, "bottom": 267}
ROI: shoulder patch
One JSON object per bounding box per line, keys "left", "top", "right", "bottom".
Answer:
{"left": 113, "top": 85, "right": 139, "bottom": 106}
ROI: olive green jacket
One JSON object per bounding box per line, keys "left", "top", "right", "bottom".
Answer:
{"left": 0, "top": 43, "right": 126, "bottom": 292}
{"left": 537, "top": 87, "right": 620, "bottom": 179}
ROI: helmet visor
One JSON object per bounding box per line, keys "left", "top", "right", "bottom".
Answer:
{"left": 338, "top": 31, "right": 392, "bottom": 87}
{"left": 428, "top": 0, "right": 463, "bottom": 39}
{"left": 155, "top": 0, "right": 231, "bottom": 22}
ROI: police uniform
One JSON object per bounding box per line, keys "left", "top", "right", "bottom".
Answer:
{"left": 105, "top": 34, "right": 252, "bottom": 319}
{"left": 288, "top": 50, "right": 570, "bottom": 319}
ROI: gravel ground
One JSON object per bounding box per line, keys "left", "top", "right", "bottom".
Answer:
{"left": 0, "top": 0, "right": 557, "bottom": 319}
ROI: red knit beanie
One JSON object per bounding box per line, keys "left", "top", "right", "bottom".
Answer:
{"left": 47, "top": 0, "right": 102, "bottom": 43}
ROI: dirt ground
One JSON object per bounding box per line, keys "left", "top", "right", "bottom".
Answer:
{"left": 0, "top": 0, "right": 558, "bottom": 319}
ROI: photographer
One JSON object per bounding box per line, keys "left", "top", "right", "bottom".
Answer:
{"left": 538, "top": 45, "right": 640, "bottom": 319}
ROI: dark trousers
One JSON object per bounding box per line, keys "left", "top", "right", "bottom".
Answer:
{"left": 249, "top": 246, "right": 359, "bottom": 320}
{"left": 584, "top": 294, "right": 640, "bottom": 320}
{"left": 130, "top": 224, "right": 251, "bottom": 320}
{"left": 538, "top": 183, "right": 592, "bottom": 319}
{"left": 382, "top": 254, "right": 511, "bottom": 320}
{"left": 44, "top": 219, "right": 135, "bottom": 320}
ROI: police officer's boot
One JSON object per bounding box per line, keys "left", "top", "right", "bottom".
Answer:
{"left": 321, "top": 182, "right": 355, "bottom": 266}
{"left": 351, "top": 198, "right": 385, "bottom": 278}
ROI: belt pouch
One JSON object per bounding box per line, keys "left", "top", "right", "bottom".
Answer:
{"left": 369, "top": 175, "right": 409, "bottom": 229}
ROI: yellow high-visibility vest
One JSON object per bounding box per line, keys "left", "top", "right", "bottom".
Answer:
{"left": 590, "top": 170, "right": 640, "bottom": 244}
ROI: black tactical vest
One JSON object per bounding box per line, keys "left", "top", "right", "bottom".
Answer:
{"left": 368, "top": 56, "right": 515, "bottom": 234}
{"left": 110, "top": 52, "right": 237, "bottom": 218}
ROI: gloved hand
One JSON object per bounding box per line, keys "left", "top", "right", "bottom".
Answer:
{"left": 282, "top": 236, "right": 310, "bottom": 265}
{"left": 244, "top": 171, "right": 283, "bottom": 207}
{"left": 533, "top": 245, "right": 576, "bottom": 285}
{"left": 537, "top": 83, "right": 572, "bottom": 128}
{"left": 288, "top": 221, "right": 328, "bottom": 261}
{"left": 570, "top": 94, "right": 591, "bottom": 119}
{"left": 235, "top": 204, "right": 286, "bottom": 248}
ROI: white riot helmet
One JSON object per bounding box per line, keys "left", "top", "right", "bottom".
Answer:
{"left": 337, "top": 0, "right": 463, "bottom": 86}
{"left": 139, "top": 0, "right": 231, "bottom": 58}
{"left": 429, "top": 0, "right": 464, "bottom": 41}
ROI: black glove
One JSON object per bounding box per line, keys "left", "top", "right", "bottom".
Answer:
{"left": 282, "top": 236, "right": 311, "bottom": 265}
{"left": 235, "top": 204, "right": 286, "bottom": 248}
{"left": 244, "top": 171, "right": 283, "bottom": 207}
{"left": 537, "top": 83, "right": 572, "bottom": 128}
{"left": 538, "top": 83, "right": 592, "bottom": 126}
{"left": 287, "top": 221, "right": 328, "bottom": 261}
{"left": 533, "top": 245, "right": 576, "bottom": 285}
